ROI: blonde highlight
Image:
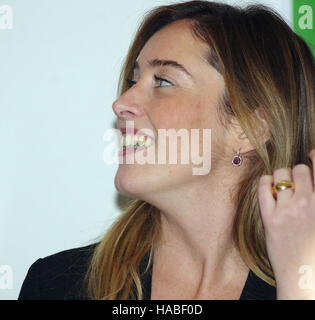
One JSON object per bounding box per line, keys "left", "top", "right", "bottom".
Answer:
{"left": 86, "top": 0, "right": 315, "bottom": 299}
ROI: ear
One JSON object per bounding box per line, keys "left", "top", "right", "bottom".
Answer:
{"left": 253, "top": 108, "right": 270, "bottom": 141}
{"left": 229, "top": 108, "right": 270, "bottom": 153}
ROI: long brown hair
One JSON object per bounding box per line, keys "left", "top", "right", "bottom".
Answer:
{"left": 86, "top": 0, "right": 315, "bottom": 299}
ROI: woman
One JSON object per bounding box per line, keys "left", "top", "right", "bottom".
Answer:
{"left": 19, "top": 0, "right": 315, "bottom": 300}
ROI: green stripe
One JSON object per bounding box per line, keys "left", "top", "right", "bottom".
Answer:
{"left": 293, "top": 0, "right": 315, "bottom": 55}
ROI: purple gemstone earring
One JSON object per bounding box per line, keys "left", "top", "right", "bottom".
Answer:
{"left": 232, "top": 149, "right": 243, "bottom": 167}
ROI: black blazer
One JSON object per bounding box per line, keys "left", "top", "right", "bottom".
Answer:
{"left": 18, "top": 244, "right": 276, "bottom": 300}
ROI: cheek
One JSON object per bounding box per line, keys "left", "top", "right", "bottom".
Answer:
{"left": 150, "top": 98, "right": 209, "bottom": 131}
{"left": 150, "top": 102, "right": 182, "bottom": 130}
{"left": 150, "top": 98, "right": 216, "bottom": 162}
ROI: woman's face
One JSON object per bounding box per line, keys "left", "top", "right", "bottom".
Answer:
{"left": 112, "top": 19, "right": 232, "bottom": 198}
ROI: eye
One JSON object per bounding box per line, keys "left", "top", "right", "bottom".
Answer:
{"left": 125, "top": 76, "right": 174, "bottom": 89}
{"left": 154, "top": 75, "right": 173, "bottom": 87}
{"left": 126, "top": 79, "right": 136, "bottom": 88}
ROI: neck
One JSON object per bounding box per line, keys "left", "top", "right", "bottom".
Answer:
{"left": 147, "top": 166, "right": 248, "bottom": 287}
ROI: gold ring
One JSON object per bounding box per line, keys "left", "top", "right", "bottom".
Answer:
{"left": 271, "top": 180, "right": 295, "bottom": 198}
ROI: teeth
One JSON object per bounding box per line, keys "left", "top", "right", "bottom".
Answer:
{"left": 137, "top": 135, "right": 146, "bottom": 146}
{"left": 126, "top": 134, "right": 132, "bottom": 146}
{"left": 144, "top": 138, "right": 151, "bottom": 147}
{"left": 120, "top": 135, "right": 152, "bottom": 148}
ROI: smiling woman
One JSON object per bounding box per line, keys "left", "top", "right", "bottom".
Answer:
{"left": 19, "top": 0, "right": 315, "bottom": 300}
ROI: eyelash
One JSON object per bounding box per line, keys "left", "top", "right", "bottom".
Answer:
{"left": 126, "top": 75, "right": 173, "bottom": 88}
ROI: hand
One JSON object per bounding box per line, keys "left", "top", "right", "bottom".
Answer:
{"left": 258, "top": 149, "right": 315, "bottom": 300}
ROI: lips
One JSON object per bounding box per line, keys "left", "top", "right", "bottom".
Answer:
{"left": 118, "top": 127, "right": 154, "bottom": 157}
{"left": 120, "top": 127, "right": 155, "bottom": 140}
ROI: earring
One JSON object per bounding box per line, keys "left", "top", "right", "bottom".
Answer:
{"left": 232, "top": 149, "right": 243, "bottom": 167}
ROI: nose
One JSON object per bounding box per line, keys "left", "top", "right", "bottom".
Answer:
{"left": 112, "top": 90, "right": 145, "bottom": 120}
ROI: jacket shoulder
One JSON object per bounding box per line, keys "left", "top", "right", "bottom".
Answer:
{"left": 18, "top": 243, "right": 98, "bottom": 300}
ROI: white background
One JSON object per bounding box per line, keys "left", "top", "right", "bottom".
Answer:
{"left": 0, "top": 0, "right": 292, "bottom": 299}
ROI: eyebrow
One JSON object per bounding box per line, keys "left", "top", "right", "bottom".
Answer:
{"left": 133, "top": 59, "right": 192, "bottom": 78}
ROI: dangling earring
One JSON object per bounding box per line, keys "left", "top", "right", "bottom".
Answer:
{"left": 232, "top": 149, "right": 243, "bottom": 167}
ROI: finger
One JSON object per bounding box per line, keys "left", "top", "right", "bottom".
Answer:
{"left": 309, "top": 148, "right": 315, "bottom": 191}
{"left": 258, "top": 175, "right": 276, "bottom": 220}
{"left": 273, "top": 167, "right": 293, "bottom": 202}
{"left": 292, "top": 164, "right": 313, "bottom": 198}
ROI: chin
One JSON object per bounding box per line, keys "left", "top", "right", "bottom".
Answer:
{"left": 114, "top": 165, "right": 147, "bottom": 198}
